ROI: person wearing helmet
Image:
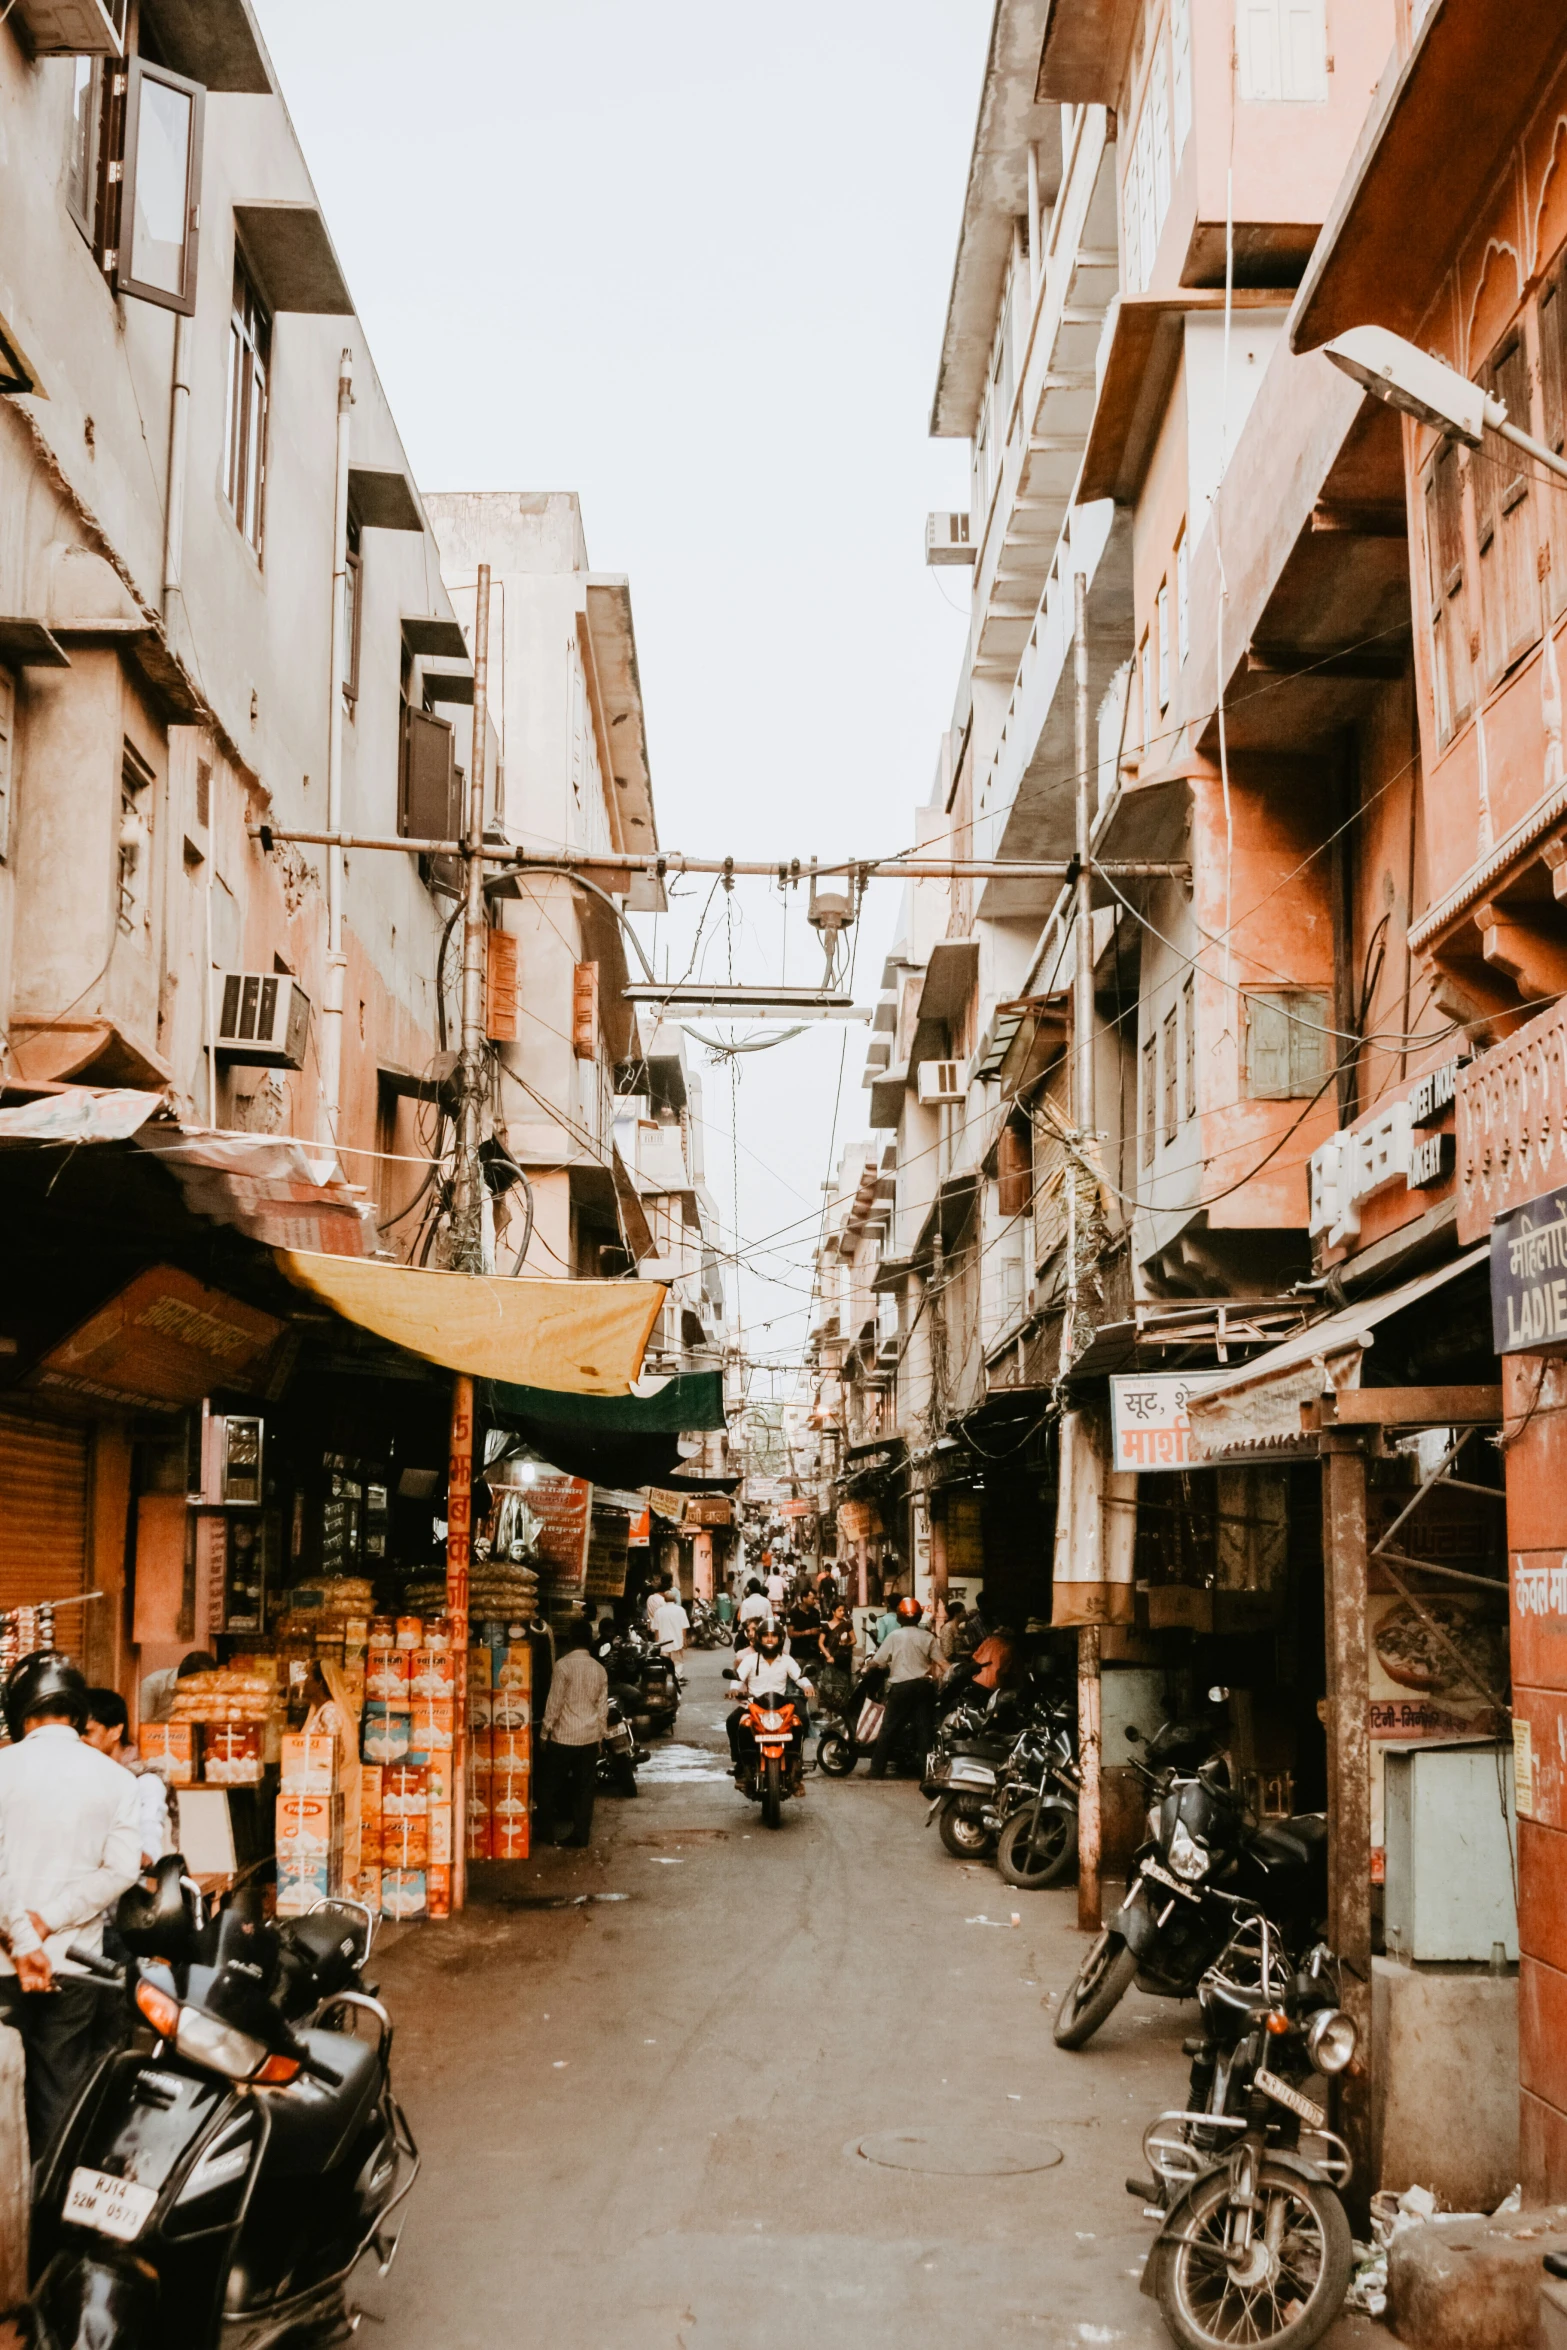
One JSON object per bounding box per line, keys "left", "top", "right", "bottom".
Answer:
{"left": 725, "top": 1623, "right": 814, "bottom": 1780}
{"left": 0, "top": 1652, "right": 142, "bottom": 2156}
{"left": 867, "top": 1598, "right": 941, "bottom": 1779}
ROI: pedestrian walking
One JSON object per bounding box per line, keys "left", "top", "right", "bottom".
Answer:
{"left": 786, "top": 1593, "right": 823, "bottom": 1675}
{"left": 0, "top": 1654, "right": 142, "bottom": 2158}
{"left": 764, "top": 1557, "right": 787, "bottom": 1615}
{"left": 538, "top": 1619, "right": 609, "bottom": 1848}
{"left": 867, "top": 1600, "right": 941, "bottom": 1779}
{"left": 816, "top": 1603, "right": 857, "bottom": 1719}
{"left": 649, "top": 1586, "right": 690, "bottom": 1682}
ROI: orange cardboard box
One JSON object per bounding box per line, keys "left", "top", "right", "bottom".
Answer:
{"left": 491, "top": 1687, "right": 530, "bottom": 1733}
{"left": 467, "top": 1686, "right": 494, "bottom": 1732}
{"left": 492, "top": 1729, "right": 530, "bottom": 1768}
{"left": 408, "top": 1649, "right": 455, "bottom": 1698}
{"left": 490, "top": 1770, "right": 530, "bottom": 1822}
{"left": 360, "top": 1765, "right": 383, "bottom": 1819}
{"left": 428, "top": 1804, "right": 452, "bottom": 1864}
{"left": 495, "top": 1646, "right": 531, "bottom": 1692}
{"left": 137, "top": 1723, "right": 198, "bottom": 1786}
{"left": 426, "top": 1864, "right": 451, "bottom": 1919}
{"left": 280, "top": 1732, "right": 336, "bottom": 1793}
{"left": 465, "top": 1817, "right": 492, "bottom": 1862}
{"left": 382, "top": 1816, "right": 429, "bottom": 1869}
{"left": 394, "top": 1616, "right": 422, "bottom": 1651}
{"left": 492, "top": 1819, "right": 530, "bottom": 1861}
{"left": 366, "top": 1652, "right": 411, "bottom": 1701}
{"left": 354, "top": 1866, "right": 382, "bottom": 1907}
{"left": 383, "top": 1765, "right": 428, "bottom": 1819}
{"left": 409, "top": 1697, "right": 454, "bottom": 1753}
{"left": 276, "top": 1792, "right": 337, "bottom": 1851}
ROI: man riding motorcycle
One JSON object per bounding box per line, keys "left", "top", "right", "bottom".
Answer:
{"left": 727, "top": 1627, "right": 814, "bottom": 1789}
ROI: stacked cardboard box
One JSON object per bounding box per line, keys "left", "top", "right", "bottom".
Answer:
{"left": 276, "top": 1731, "right": 341, "bottom": 1914}
{"left": 465, "top": 1641, "right": 531, "bottom": 1862}
{"left": 357, "top": 1614, "right": 456, "bottom": 1918}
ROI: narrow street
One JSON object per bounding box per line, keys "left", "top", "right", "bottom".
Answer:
{"left": 362, "top": 1657, "right": 1371, "bottom": 2349}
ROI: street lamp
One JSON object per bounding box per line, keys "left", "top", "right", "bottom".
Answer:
{"left": 1325, "top": 324, "right": 1567, "bottom": 485}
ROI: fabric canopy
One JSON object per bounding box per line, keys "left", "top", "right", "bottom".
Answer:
{"left": 276, "top": 1250, "right": 665, "bottom": 1396}
{"left": 487, "top": 1370, "right": 727, "bottom": 1486}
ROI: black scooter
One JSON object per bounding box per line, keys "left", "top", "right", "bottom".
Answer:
{"left": 596, "top": 1625, "right": 679, "bottom": 1741}
{"left": 29, "top": 1857, "right": 418, "bottom": 2349}
{"left": 1053, "top": 1702, "right": 1328, "bottom": 2049}
{"left": 597, "top": 1697, "right": 648, "bottom": 1797}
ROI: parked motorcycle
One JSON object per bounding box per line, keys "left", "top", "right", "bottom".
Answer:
{"left": 596, "top": 1696, "right": 648, "bottom": 1798}
{"left": 1053, "top": 1703, "right": 1328, "bottom": 2049}
{"left": 596, "top": 1623, "right": 680, "bottom": 1741}
{"left": 735, "top": 1691, "right": 804, "bottom": 1829}
{"left": 1129, "top": 1921, "right": 1357, "bottom": 2349}
{"left": 29, "top": 1858, "right": 418, "bottom": 2350}
{"left": 993, "top": 1702, "right": 1081, "bottom": 1890}
{"left": 921, "top": 1687, "right": 1027, "bottom": 1858}
{"left": 815, "top": 1665, "right": 919, "bottom": 1778}
{"left": 686, "top": 1598, "right": 726, "bottom": 1651}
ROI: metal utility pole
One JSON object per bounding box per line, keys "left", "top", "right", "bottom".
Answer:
{"left": 449, "top": 562, "right": 492, "bottom": 1275}
{"left": 319, "top": 350, "right": 354, "bottom": 1146}
{"left": 444, "top": 562, "right": 493, "bottom": 1913}
{"left": 1072, "top": 567, "right": 1103, "bottom": 1936}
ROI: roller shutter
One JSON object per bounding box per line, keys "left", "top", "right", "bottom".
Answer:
{"left": 0, "top": 1411, "right": 90, "bottom": 1656}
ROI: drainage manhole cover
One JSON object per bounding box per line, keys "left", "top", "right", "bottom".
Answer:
{"left": 853, "top": 2129, "right": 1063, "bottom": 2176}
{"left": 495, "top": 1892, "right": 632, "bottom": 1911}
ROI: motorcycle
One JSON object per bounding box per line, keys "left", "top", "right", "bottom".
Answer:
{"left": 921, "top": 1687, "right": 1028, "bottom": 1858}
{"left": 814, "top": 1665, "right": 920, "bottom": 1779}
{"left": 735, "top": 1692, "right": 804, "bottom": 1829}
{"left": 596, "top": 1624, "right": 679, "bottom": 1741}
{"left": 1053, "top": 1703, "right": 1328, "bottom": 2049}
{"left": 596, "top": 1696, "right": 648, "bottom": 1798}
{"left": 29, "top": 1858, "right": 418, "bottom": 2350}
{"left": 992, "top": 1702, "right": 1081, "bottom": 1890}
{"left": 1129, "top": 1920, "right": 1357, "bottom": 2349}
{"left": 686, "top": 1598, "right": 726, "bottom": 1651}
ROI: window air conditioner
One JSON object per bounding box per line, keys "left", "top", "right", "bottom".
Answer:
{"left": 925, "top": 512, "right": 975, "bottom": 567}
{"left": 917, "top": 1060, "right": 965, "bottom": 1104}
{"left": 216, "top": 972, "right": 312, "bottom": 1069}
{"left": 11, "top": 0, "right": 122, "bottom": 54}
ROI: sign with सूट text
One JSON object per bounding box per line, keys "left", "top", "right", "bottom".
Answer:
{"left": 1109, "top": 1372, "right": 1226, "bottom": 1472}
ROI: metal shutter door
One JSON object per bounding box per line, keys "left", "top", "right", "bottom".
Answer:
{"left": 0, "top": 1412, "right": 90, "bottom": 1655}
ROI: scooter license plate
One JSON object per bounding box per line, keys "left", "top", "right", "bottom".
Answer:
{"left": 1254, "top": 2067, "right": 1326, "bottom": 2129}
{"left": 63, "top": 2166, "right": 157, "bottom": 2242}
{"left": 1139, "top": 1859, "right": 1194, "bottom": 1897}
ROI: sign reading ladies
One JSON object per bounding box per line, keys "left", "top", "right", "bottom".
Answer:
{"left": 1491, "top": 1181, "right": 1567, "bottom": 1355}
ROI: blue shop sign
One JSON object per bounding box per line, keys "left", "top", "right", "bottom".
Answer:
{"left": 1492, "top": 1181, "right": 1567, "bottom": 1354}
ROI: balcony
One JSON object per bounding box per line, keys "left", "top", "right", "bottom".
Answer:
{"left": 970, "top": 107, "right": 1120, "bottom": 684}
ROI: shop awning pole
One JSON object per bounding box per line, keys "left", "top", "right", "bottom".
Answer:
{"left": 1322, "top": 1430, "right": 1373, "bottom": 2216}
{"left": 447, "top": 1373, "right": 474, "bottom": 1916}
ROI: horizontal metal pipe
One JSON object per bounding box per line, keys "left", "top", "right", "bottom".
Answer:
{"left": 247, "top": 827, "right": 1189, "bottom": 883}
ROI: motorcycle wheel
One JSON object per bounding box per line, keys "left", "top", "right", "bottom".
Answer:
{"left": 996, "top": 1802, "right": 1078, "bottom": 1890}
{"left": 1051, "top": 1929, "right": 1138, "bottom": 2048}
{"left": 762, "top": 1754, "right": 784, "bottom": 1829}
{"left": 938, "top": 1799, "right": 997, "bottom": 1859}
{"left": 615, "top": 1760, "right": 639, "bottom": 1798}
{"left": 816, "top": 1731, "right": 857, "bottom": 1777}
{"left": 1153, "top": 2161, "right": 1352, "bottom": 2350}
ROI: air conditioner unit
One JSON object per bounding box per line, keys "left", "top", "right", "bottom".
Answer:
{"left": 917, "top": 1060, "right": 965, "bottom": 1104}
{"left": 925, "top": 512, "right": 976, "bottom": 567}
{"left": 11, "top": 0, "right": 123, "bottom": 54}
{"left": 216, "top": 972, "right": 312, "bottom": 1069}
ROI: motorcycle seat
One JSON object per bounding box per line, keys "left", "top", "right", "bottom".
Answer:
{"left": 1199, "top": 1974, "right": 1277, "bottom": 2031}
{"left": 261, "top": 2028, "right": 381, "bottom": 2176}
{"left": 1251, "top": 1813, "right": 1328, "bottom": 1868}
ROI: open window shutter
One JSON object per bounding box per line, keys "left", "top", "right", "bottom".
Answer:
{"left": 1280, "top": 0, "right": 1327, "bottom": 100}
{"left": 400, "top": 709, "right": 454, "bottom": 839}
{"left": 0, "top": 669, "right": 12, "bottom": 864}
{"left": 572, "top": 961, "right": 599, "bottom": 1060}
{"left": 1237, "top": 0, "right": 1282, "bottom": 101}
{"left": 1246, "top": 993, "right": 1292, "bottom": 1098}
{"left": 997, "top": 1121, "right": 1030, "bottom": 1216}
{"left": 485, "top": 928, "right": 519, "bottom": 1043}
{"left": 1286, "top": 993, "right": 1332, "bottom": 1094}
{"left": 117, "top": 57, "right": 204, "bottom": 315}
{"left": 1171, "top": 0, "right": 1192, "bottom": 156}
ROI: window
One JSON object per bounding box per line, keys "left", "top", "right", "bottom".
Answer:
{"left": 1244, "top": 989, "right": 1333, "bottom": 1099}
{"left": 0, "top": 667, "right": 13, "bottom": 864}
{"left": 224, "top": 254, "right": 270, "bottom": 554}
{"left": 1423, "top": 438, "right": 1470, "bottom": 744}
{"left": 1141, "top": 1035, "right": 1157, "bottom": 1166}
{"left": 342, "top": 515, "right": 363, "bottom": 705}
{"left": 1150, "top": 44, "right": 1171, "bottom": 226}
{"left": 66, "top": 59, "right": 104, "bottom": 242}
{"left": 1539, "top": 254, "right": 1567, "bottom": 608}
{"left": 1157, "top": 581, "right": 1171, "bottom": 708}
{"left": 1122, "top": 134, "right": 1143, "bottom": 294}
{"left": 1139, "top": 635, "right": 1152, "bottom": 754}
{"left": 1237, "top": 0, "right": 1328, "bottom": 102}
{"left": 1171, "top": 0, "right": 1193, "bottom": 158}
{"left": 1182, "top": 973, "right": 1196, "bottom": 1120}
{"left": 1176, "top": 529, "right": 1190, "bottom": 665}
{"left": 1136, "top": 96, "right": 1157, "bottom": 285}
{"left": 1475, "top": 332, "right": 1538, "bottom": 680}
{"left": 117, "top": 58, "right": 203, "bottom": 314}
{"left": 118, "top": 740, "right": 155, "bottom": 937}
{"left": 1163, "top": 1007, "right": 1179, "bottom": 1140}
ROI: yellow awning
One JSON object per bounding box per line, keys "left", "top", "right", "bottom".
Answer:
{"left": 275, "top": 1251, "right": 666, "bottom": 1396}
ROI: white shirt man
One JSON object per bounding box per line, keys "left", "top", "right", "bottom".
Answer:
{"left": 734, "top": 1648, "right": 812, "bottom": 1704}
{"left": 738, "top": 1587, "right": 772, "bottom": 1629}
{"left": 765, "top": 1568, "right": 787, "bottom": 1613}
{"left": 649, "top": 1593, "right": 689, "bottom": 1664}
{"left": 0, "top": 1715, "right": 142, "bottom": 2154}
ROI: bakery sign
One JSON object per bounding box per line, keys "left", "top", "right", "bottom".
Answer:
{"left": 1309, "top": 1057, "right": 1464, "bottom": 1249}
{"left": 1491, "top": 1181, "right": 1567, "bottom": 1354}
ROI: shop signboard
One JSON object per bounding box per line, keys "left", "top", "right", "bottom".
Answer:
{"left": 683, "top": 1496, "right": 732, "bottom": 1528}
{"left": 837, "top": 1499, "right": 881, "bottom": 1542}
{"left": 528, "top": 1470, "right": 592, "bottom": 1596}
{"left": 1490, "top": 1181, "right": 1567, "bottom": 1354}
{"left": 1109, "top": 1373, "right": 1224, "bottom": 1471}
{"left": 31, "top": 1265, "right": 284, "bottom": 1410}
{"left": 647, "top": 1488, "right": 686, "bottom": 1522}
{"left": 1366, "top": 1590, "right": 1506, "bottom": 1740}
{"left": 780, "top": 1499, "right": 816, "bottom": 1520}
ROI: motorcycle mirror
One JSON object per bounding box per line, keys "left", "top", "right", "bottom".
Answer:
{"left": 116, "top": 1852, "right": 194, "bottom": 1961}
{"left": 1124, "top": 1725, "right": 1142, "bottom": 1744}
{"left": 1207, "top": 1685, "right": 1230, "bottom": 1703}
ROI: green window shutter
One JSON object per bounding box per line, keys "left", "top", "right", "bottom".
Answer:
{"left": 1245, "top": 994, "right": 1292, "bottom": 1099}
{"left": 1286, "top": 992, "right": 1333, "bottom": 1095}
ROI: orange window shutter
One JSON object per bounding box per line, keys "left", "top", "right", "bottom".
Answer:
{"left": 486, "top": 929, "right": 519, "bottom": 1043}
{"left": 572, "top": 961, "right": 598, "bottom": 1059}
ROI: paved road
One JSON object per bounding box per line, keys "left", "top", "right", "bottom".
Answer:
{"left": 361, "top": 1654, "right": 1375, "bottom": 2350}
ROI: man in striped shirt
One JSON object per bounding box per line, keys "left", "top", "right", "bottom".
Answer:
{"left": 539, "top": 1620, "right": 609, "bottom": 1848}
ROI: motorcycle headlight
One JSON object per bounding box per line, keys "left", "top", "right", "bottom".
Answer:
{"left": 759, "top": 1710, "right": 786, "bottom": 1732}
{"left": 173, "top": 2006, "right": 270, "bottom": 2081}
{"left": 1305, "top": 2008, "right": 1357, "bottom": 2075}
{"left": 1166, "top": 1818, "right": 1210, "bottom": 1883}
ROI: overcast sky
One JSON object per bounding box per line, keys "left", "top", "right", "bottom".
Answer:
{"left": 253, "top": 0, "right": 989, "bottom": 1389}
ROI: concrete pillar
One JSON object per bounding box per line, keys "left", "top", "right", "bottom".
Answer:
{"left": 692, "top": 1531, "right": 713, "bottom": 1603}
{"left": 1322, "top": 1432, "right": 1373, "bottom": 2213}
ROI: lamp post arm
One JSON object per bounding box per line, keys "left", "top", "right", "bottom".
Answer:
{"left": 1490, "top": 405, "right": 1567, "bottom": 487}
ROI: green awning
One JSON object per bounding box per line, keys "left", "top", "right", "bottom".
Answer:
{"left": 484, "top": 1370, "right": 727, "bottom": 1488}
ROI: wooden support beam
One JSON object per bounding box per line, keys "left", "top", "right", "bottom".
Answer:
{"left": 1303, "top": 1384, "right": 1502, "bottom": 1430}
{"left": 1321, "top": 1432, "right": 1373, "bottom": 2221}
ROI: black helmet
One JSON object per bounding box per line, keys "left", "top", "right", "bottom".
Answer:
{"left": 4, "top": 1650, "right": 89, "bottom": 1743}
{"left": 758, "top": 1626, "right": 784, "bottom": 1657}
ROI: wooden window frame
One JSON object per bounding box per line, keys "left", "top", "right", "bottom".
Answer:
{"left": 224, "top": 250, "right": 271, "bottom": 557}
{"left": 1182, "top": 972, "right": 1196, "bottom": 1122}
{"left": 1243, "top": 987, "right": 1333, "bottom": 1101}
{"left": 116, "top": 56, "right": 204, "bottom": 316}
{"left": 1162, "top": 1005, "right": 1179, "bottom": 1140}
{"left": 342, "top": 514, "right": 363, "bottom": 706}
{"left": 1423, "top": 437, "right": 1470, "bottom": 746}
{"left": 1141, "top": 1034, "right": 1158, "bottom": 1166}
{"left": 1475, "top": 330, "right": 1538, "bottom": 682}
